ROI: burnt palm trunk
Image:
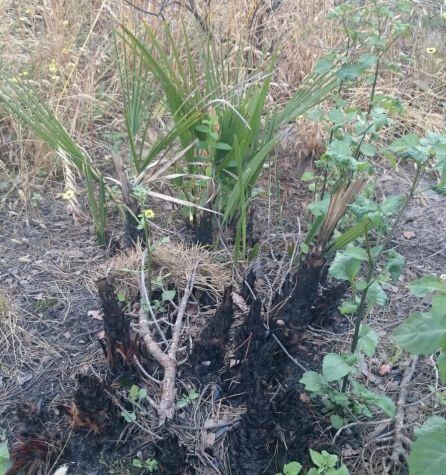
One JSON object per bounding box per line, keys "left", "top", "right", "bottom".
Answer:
{"left": 278, "top": 252, "right": 326, "bottom": 329}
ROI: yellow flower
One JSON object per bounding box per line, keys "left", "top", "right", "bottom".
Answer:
{"left": 442, "top": 12, "right": 446, "bottom": 19}
{"left": 62, "top": 189, "right": 75, "bottom": 200}
{"left": 143, "top": 209, "right": 155, "bottom": 220}
{"left": 426, "top": 47, "right": 437, "bottom": 54}
{"left": 49, "top": 58, "right": 58, "bottom": 74}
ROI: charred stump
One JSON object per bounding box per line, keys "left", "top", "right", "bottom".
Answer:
{"left": 6, "top": 402, "right": 56, "bottom": 475}
{"left": 240, "top": 267, "right": 257, "bottom": 305}
{"left": 228, "top": 298, "right": 315, "bottom": 474}
{"left": 195, "top": 212, "right": 214, "bottom": 246}
{"left": 155, "top": 434, "right": 187, "bottom": 475}
{"left": 96, "top": 278, "right": 135, "bottom": 371}
{"left": 188, "top": 286, "right": 234, "bottom": 379}
{"left": 276, "top": 254, "right": 325, "bottom": 329}
{"left": 58, "top": 372, "right": 113, "bottom": 435}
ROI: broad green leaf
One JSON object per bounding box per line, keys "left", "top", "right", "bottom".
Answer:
{"left": 414, "top": 416, "right": 446, "bottom": 438}
{"left": 328, "top": 108, "right": 345, "bottom": 124}
{"left": 176, "top": 398, "right": 189, "bottom": 409}
{"left": 381, "top": 195, "right": 404, "bottom": 216}
{"left": 195, "top": 124, "right": 209, "bottom": 133}
{"left": 282, "top": 461, "right": 302, "bottom": 475}
{"left": 300, "top": 242, "right": 310, "bottom": 254}
{"left": 432, "top": 294, "right": 446, "bottom": 318}
{"left": 351, "top": 381, "right": 396, "bottom": 417}
{"left": 362, "top": 391, "right": 395, "bottom": 417}
{"left": 336, "top": 63, "right": 365, "bottom": 81}
{"left": 330, "top": 135, "right": 353, "bottom": 160}
{"left": 344, "top": 247, "right": 368, "bottom": 261}
{"left": 432, "top": 142, "right": 446, "bottom": 156}
{"left": 393, "top": 311, "right": 446, "bottom": 355}
{"left": 331, "top": 393, "right": 350, "bottom": 408}
{"left": 301, "top": 171, "right": 315, "bottom": 182}
{"left": 409, "top": 276, "right": 446, "bottom": 297}
{"left": 138, "top": 388, "right": 148, "bottom": 400}
{"left": 385, "top": 250, "right": 405, "bottom": 282}
{"left": 357, "top": 324, "right": 379, "bottom": 357}
{"left": 322, "top": 353, "right": 353, "bottom": 382}
{"left": 366, "top": 282, "right": 388, "bottom": 307}
{"left": 329, "top": 252, "right": 362, "bottom": 283}
{"left": 387, "top": 133, "right": 420, "bottom": 153}
{"left": 359, "top": 54, "right": 378, "bottom": 68}
{"left": 309, "top": 449, "right": 338, "bottom": 468}
{"left": 370, "top": 245, "right": 383, "bottom": 259}
{"left": 437, "top": 352, "right": 446, "bottom": 384}
{"left": 162, "top": 290, "right": 176, "bottom": 301}
{"left": 314, "top": 55, "right": 335, "bottom": 75}
{"left": 330, "top": 414, "right": 346, "bottom": 429}
{"left": 132, "top": 459, "right": 143, "bottom": 468}
{"left": 129, "top": 385, "right": 139, "bottom": 400}
{"left": 308, "top": 195, "right": 330, "bottom": 217}
{"left": 299, "top": 371, "right": 328, "bottom": 393}
{"left": 306, "top": 107, "right": 324, "bottom": 121}
{"left": 340, "top": 301, "right": 358, "bottom": 315}
{"left": 409, "top": 423, "right": 446, "bottom": 475}
{"left": 360, "top": 142, "right": 377, "bottom": 157}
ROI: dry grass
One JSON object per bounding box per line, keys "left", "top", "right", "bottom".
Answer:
{"left": 1, "top": 0, "right": 444, "bottom": 197}
{"left": 92, "top": 240, "right": 232, "bottom": 300}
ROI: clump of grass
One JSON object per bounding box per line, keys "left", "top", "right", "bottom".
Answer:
{"left": 95, "top": 240, "right": 231, "bottom": 301}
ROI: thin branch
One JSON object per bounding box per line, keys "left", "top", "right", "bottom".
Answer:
{"left": 332, "top": 418, "right": 392, "bottom": 446}
{"left": 391, "top": 356, "right": 419, "bottom": 466}
{"left": 271, "top": 333, "right": 307, "bottom": 372}
{"left": 138, "top": 265, "right": 197, "bottom": 425}
{"left": 122, "top": 0, "right": 170, "bottom": 18}
{"left": 157, "top": 266, "right": 197, "bottom": 424}
{"left": 133, "top": 354, "right": 161, "bottom": 384}
{"left": 140, "top": 250, "right": 168, "bottom": 345}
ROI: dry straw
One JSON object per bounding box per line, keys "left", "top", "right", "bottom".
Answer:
{"left": 94, "top": 240, "right": 232, "bottom": 300}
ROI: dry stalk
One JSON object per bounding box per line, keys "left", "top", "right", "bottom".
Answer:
{"left": 138, "top": 264, "right": 197, "bottom": 426}
{"left": 390, "top": 355, "right": 419, "bottom": 468}
{"left": 315, "top": 179, "right": 367, "bottom": 253}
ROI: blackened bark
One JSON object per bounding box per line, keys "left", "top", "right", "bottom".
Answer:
{"left": 96, "top": 278, "right": 134, "bottom": 370}
{"left": 195, "top": 212, "right": 214, "bottom": 246}
{"left": 276, "top": 256, "right": 325, "bottom": 329}
{"left": 188, "top": 286, "right": 234, "bottom": 379}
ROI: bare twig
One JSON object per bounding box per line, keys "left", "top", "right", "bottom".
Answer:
{"left": 140, "top": 250, "right": 168, "bottom": 346}
{"left": 270, "top": 332, "right": 307, "bottom": 372}
{"left": 138, "top": 265, "right": 197, "bottom": 425}
{"left": 391, "top": 356, "right": 419, "bottom": 466}
{"left": 133, "top": 354, "right": 161, "bottom": 385}
{"left": 122, "top": 0, "right": 171, "bottom": 18}
{"left": 332, "top": 418, "right": 391, "bottom": 446}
